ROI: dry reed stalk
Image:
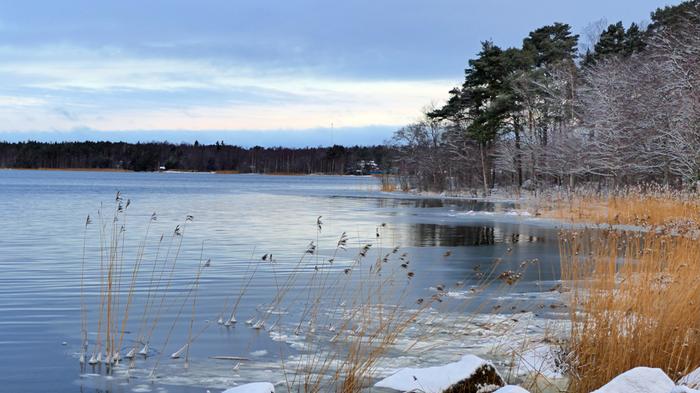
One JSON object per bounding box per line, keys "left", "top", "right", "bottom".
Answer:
{"left": 542, "top": 187, "right": 700, "bottom": 227}
{"left": 561, "top": 220, "right": 700, "bottom": 391}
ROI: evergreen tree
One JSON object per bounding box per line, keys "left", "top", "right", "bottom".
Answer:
{"left": 593, "top": 22, "right": 627, "bottom": 59}
{"left": 584, "top": 21, "right": 647, "bottom": 66}
{"left": 522, "top": 22, "right": 579, "bottom": 67}
{"left": 648, "top": 0, "right": 699, "bottom": 33}
{"left": 624, "top": 23, "right": 647, "bottom": 55}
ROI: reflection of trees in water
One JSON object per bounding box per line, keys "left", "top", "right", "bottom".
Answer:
{"left": 508, "top": 233, "right": 542, "bottom": 244}
{"left": 405, "top": 224, "right": 544, "bottom": 247}
{"left": 409, "top": 224, "right": 494, "bottom": 247}
{"left": 374, "top": 197, "right": 511, "bottom": 211}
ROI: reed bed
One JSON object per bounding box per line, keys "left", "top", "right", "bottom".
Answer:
{"left": 379, "top": 174, "right": 398, "bottom": 192}
{"left": 558, "top": 191, "right": 700, "bottom": 392}
{"left": 540, "top": 186, "right": 700, "bottom": 227}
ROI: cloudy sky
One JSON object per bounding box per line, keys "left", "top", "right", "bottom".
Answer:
{"left": 0, "top": 0, "right": 680, "bottom": 146}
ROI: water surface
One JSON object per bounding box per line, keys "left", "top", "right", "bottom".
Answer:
{"left": 0, "top": 170, "right": 563, "bottom": 393}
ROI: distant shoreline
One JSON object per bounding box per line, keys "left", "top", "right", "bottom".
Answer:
{"left": 1, "top": 167, "right": 133, "bottom": 173}
{"left": 0, "top": 167, "right": 377, "bottom": 176}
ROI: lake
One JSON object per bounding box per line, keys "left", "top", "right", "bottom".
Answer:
{"left": 0, "top": 170, "right": 564, "bottom": 393}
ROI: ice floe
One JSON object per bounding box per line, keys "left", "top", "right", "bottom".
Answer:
{"left": 222, "top": 382, "right": 275, "bottom": 393}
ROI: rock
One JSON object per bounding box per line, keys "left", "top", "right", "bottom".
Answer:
{"left": 374, "top": 354, "right": 504, "bottom": 393}
{"left": 521, "top": 179, "right": 535, "bottom": 191}
{"left": 441, "top": 364, "right": 503, "bottom": 393}
{"left": 592, "top": 367, "right": 674, "bottom": 393}
{"left": 222, "top": 382, "right": 275, "bottom": 393}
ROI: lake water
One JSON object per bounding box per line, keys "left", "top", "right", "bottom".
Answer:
{"left": 0, "top": 170, "right": 564, "bottom": 393}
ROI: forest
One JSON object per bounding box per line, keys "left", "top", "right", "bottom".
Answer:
{"left": 389, "top": 0, "right": 700, "bottom": 194}
{"left": 0, "top": 141, "right": 390, "bottom": 174}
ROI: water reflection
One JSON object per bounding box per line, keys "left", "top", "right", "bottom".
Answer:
{"left": 373, "top": 196, "right": 513, "bottom": 211}
{"left": 390, "top": 223, "right": 547, "bottom": 247}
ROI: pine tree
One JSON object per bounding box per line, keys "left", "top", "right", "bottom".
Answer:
{"left": 522, "top": 22, "right": 579, "bottom": 67}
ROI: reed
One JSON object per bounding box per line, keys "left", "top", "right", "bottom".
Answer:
{"left": 82, "top": 193, "right": 207, "bottom": 377}
{"left": 78, "top": 193, "right": 542, "bottom": 392}
{"left": 541, "top": 185, "right": 700, "bottom": 227}
{"left": 380, "top": 174, "right": 398, "bottom": 192}
{"left": 271, "top": 222, "right": 433, "bottom": 393}
{"left": 558, "top": 192, "right": 700, "bottom": 392}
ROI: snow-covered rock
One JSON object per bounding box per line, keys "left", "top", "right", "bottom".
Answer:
{"left": 592, "top": 367, "right": 674, "bottom": 393}
{"left": 672, "top": 386, "right": 700, "bottom": 393}
{"left": 680, "top": 367, "right": 700, "bottom": 389}
{"left": 374, "top": 354, "right": 503, "bottom": 393}
{"left": 493, "top": 386, "right": 530, "bottom": 393}
{"left": 222, "top": 382, "right": 275, "bottom": 393}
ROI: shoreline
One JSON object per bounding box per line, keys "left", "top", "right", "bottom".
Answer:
{"left": 0, "top": 167, "right": 374, "bottom": 176}
{"left": 1, "top": 167, "right": 133, "bottom": 173}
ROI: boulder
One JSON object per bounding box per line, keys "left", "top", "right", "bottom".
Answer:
{"left": 592, "top": 367, "right": 674, "bottom": 393}
{"left": 374, "top": 354, "right": 504, "bottom": 393}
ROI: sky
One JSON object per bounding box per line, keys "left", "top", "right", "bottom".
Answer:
{"left": 0, "top": 0, "right": 681, "bottom": 147}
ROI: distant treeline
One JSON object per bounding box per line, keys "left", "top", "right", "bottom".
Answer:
{"left": 0, "top": 141, "right": 392, "bottom": 174}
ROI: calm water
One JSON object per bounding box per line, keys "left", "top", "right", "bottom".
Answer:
{"left": 0, "top": 170, "right": 563, "bottom": 393}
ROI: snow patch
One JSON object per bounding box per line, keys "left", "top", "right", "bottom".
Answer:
{"left": 672, "top": 387, "right": 700, "bottom": 393}
{"left": 680, "top": 367, "right": 700, "bottom": 388}
{"left": 514, "top": 344, "right": 565, "bottom": 378}
{"left": 494, "top": 387, "right": 530, "bottom": 393}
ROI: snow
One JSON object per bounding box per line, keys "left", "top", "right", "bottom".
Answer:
{"left": 592, "top": 367, "right": 674, "bottom": 393}
{"left": 494, "top": 387, "right": 530, "bottom": 393}
{"left": 460, "top": 210, "right": 531, "bottom": 217}
{"left": 513, "top": 344, "right": 564, "bottom": 378}
{"left": 222, "top": 382, "right": 275, "bottom": 393}
{"left": 680, "top": 367, "right": 700, "bottom": 388}
{"left": 374, "top": 354, "right": 499, "bottom": 393}
{"left": 672, "top": 387, "right": 700, "bottom": 393}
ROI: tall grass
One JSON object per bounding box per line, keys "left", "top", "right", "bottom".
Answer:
{"left": 558, "top": 191, "right": 700, "bottom": 392}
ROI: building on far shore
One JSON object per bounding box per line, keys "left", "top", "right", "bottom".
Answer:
{"left": 352, "top": 160, "right": 382, "bottom": 175}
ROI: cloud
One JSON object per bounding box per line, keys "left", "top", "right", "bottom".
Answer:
{"left": 0, "top": 0, "right": 673, "bottom": 142}
{"left": 0, "top": 45, "right": 455, "bottom": 133}
{"left": 0, "top": 96, "right": 47, "bottom": 107}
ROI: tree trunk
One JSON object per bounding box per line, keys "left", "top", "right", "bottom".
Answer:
{"left": 479, "top": 143, "right": 489, "bottom": 196}
{"left": 515, "top": 128, "right": 523, "bottom": 187}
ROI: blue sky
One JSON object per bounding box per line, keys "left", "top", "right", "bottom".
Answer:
{"left": 0, "top": 0, "right": 680, "bottom": 147}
